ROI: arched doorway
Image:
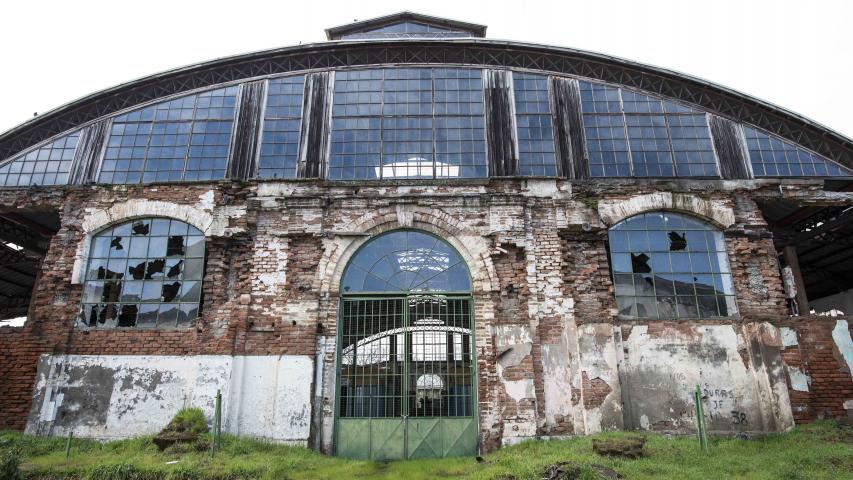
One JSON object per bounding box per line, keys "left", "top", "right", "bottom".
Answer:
{"left": 335, "top": 230, "right": 478, "bottom": 459}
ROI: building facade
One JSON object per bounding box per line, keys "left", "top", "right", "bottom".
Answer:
{"left": 1, "top": 12, "right": 852, "bottom": 460}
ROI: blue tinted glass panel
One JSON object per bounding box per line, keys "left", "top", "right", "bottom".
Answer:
{"left": 580, "top": 83, "right": 718, "bottom": 178}
{"left": 340, "top": 21, "right": 471, "bottom": 39}
{"left": 609, "top": 212, "right": 737, "bottom": 319}
{"left": 669, "top": 114, "right": 717, "bottom": 176}
{"left": 0, "top": 133, "right": 78, "bottom": 187}
{"left": 744, "top": 127, "right": 852, "bottom": 177}
{"left": 513, "top": 73, "right": 557, "bottom": 176}
{"left": 434, "top": 69, "right": 486, "bottom": 178}
{"left": 622, "top": 90, "right": 664, "bottom": 114}
{"left": 329, "top": 68, "right": 486, "bottom": 180}
{"left": 341, "top": 230, "right": 471, "bottom": 293}
{"left": 579, "top": 82, "right": 621, "bottom": 113}
{"left": 258, "top": 75, "right": 305, "bottom": 179}
{"left": 99, "top": 87, "right": 237, "bottom": 184}
{"left": 626, "top": 115, "right": 673, "bottom": 177}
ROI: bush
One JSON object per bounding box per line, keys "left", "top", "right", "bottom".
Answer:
{"left": 169, "top": 408, "right": 208, "bottom": 436}
{"left": 0, "top": 448, "right": 24, "bottom": 480}
{"left": 153, "top": 407, "right": 209, "bottom": 452}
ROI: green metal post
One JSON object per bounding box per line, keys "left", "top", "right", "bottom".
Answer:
{"left": 214, "top": 389, "right": 222, "bottom": 453}
{"left": 64, "top": 431, "right": 73, "bottom": 458}
{"left": 694, "top": 385, "right": 710, "bottom": 452}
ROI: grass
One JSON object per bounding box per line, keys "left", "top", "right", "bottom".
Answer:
{"left": 0, "top": 422, "right": 850, "bottom": 479}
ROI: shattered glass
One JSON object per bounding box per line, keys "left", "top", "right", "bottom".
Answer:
{"left": 608, "top": 212, "right": 737, "bottom": 319}
{"left": 79, "top": 218, "right": 205, "bottom": 328}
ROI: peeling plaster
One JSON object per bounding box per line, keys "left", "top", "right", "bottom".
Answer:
{"left": 620, "top": 323, "right": 792, "bottom": 433}
{"left": 780, "top": 327, "right": 799, "bottom": 348}
{"left": 26, "top": 355, "right": 313, "bottom": 444}
{"left": 786, "top": 365, "right": 811, "bottom": 392}
{"left": 833, "top": 320, "right": 853, "bottom": 379}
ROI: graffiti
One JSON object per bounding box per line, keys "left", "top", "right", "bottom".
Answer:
{"left": 702, "top": 386, "right": 734, "bottom": 399}
{"left": 731, "top": 411, "right": 748, "bottom": 425}
{"left": 699, "top": 384, "right": 747, "bottom": 426}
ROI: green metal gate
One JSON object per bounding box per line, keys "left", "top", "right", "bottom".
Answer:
{"left": 335, "top": 295, "right": 478, "bottom": 459}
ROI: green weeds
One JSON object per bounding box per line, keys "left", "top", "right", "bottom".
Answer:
{"left": 0, "top": 422, "right": 850, "bottom": 480}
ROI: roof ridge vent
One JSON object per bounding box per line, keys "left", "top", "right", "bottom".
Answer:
{"left": 325, "top": 11, "right": 487, "bottom": 40}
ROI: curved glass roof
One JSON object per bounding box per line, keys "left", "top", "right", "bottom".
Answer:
{"left": 0, "top": 132, "right": 78, "bottom": 187}
{"left": 1, "top": 65, "right": 850, "bottom": 187}
{"left": 99, "top": 86, "right": 237, "bottom": 184}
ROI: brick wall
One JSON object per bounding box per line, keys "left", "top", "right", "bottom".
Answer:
{"left": 2, "top": 179, "right": 851, "bottom": 446}
{"left": 777, "top": 316, "right": 853, "bottom": 423}
{"left": 0, "top": 328, "right": 45, "bottom": 429}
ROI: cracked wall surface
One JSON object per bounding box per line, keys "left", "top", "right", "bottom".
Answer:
{"left": 26, "top": 354, "right": 313, "bottom": 443}
{"left": 2, "top": 178, "right": 849, "bottom": 450}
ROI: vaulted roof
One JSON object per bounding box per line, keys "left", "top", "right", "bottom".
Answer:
{"left": 0, "top": 38, "right": 850, "bottom": 167}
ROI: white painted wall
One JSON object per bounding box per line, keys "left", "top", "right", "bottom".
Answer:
{"left": 619, "top": 323, "right": 794, "bottom": 433}
{"left": 26, "top": 355, "right": 313, "bottom": 444}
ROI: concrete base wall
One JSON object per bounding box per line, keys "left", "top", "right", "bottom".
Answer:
{"left": 25, "top": 355, "right": 313, "bottom": 444}
{"left": 618, "top": 322, "right": 793, "bottom": 434}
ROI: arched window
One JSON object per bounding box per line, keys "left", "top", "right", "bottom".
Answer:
{"left": 341, "top": 230, "right": 471, "bottom": 293}
{"left": 79, "top": 218, "right": 205, "bottom": 328}
{"left": 608, "top": 212, "right": 737, "bottom": 319}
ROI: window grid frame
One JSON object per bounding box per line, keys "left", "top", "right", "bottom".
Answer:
{"left": 97, "top": 85, "right": 240, "bottom": 185}
{"left": 327, "top": 67, "right": 488, "bottom": 180}
{"left": 607, "top": 212, "right": 738, "bottom": 320}
{"left": 78, "top": 217, "right": 206, "bottom": 329}
{"left": 742, "top": 125, "right": 852, "bottom": 178}
{"left": 580, "top": 81, "right": 721, "bottom": 179}
{"left": 511, "top": 71, "right": 558, "bottom": 177}
{"left": 0, "top": 132, "right": 80, "bottom": 187}
{"left": 257, "top": 75, "right": 307, "bottom": 179}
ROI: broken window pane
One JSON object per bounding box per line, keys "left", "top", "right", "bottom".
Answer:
{"left": 109, "top": 237, "right": 127, "bottom": 256}
{"left": 131, "top": 220, "right": 151, "bottom": 236}
{"left": 166, "top": 236, "right": 185, "bottom": 256}
{"left": 161, "top": 281, "right": 182, "bottom": 302}
{"left": 118, "top": 304, "right": 138, "bottom": 327}
{"left": 608, "top": 211, "right": 737, "bottom": 319}
{"left": 166, "top": 259, "right": 183, "bottom": 278}
{"left": 79, "top": 217, "right": 204, "bottom": 329}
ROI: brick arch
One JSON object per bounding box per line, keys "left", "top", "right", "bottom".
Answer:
{"left": 319, "top": 206, "right": 496, "bottom": 296}
{"left": 71, "top": 199, "right": 215, "bottom": 284}
{"left": 597, "top": 192, "right": 735, "bottom": 229}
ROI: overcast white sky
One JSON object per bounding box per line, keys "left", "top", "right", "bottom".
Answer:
{"left": 2, "top": 0, "right": 851, "bottom": 138}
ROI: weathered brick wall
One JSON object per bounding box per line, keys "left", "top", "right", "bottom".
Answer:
{"left": 2, "top": 178, "right": 850, "bottom": 447}
{"left": 777, "top": 316, "right": 853, "bottom": 423}
{"left": 0, "top": 184, "right": 259, "bottom": 429}
{"left": 559, "top": 229, "right": 616, "bottom": 323}
{"left": 0, "top": 328, "right": 45, "bottom": 429}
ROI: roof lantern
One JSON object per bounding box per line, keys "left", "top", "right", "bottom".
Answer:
{"left": 325, "top": 11, "right": 487, "bottom": 40}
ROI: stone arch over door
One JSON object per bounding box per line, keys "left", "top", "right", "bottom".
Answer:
{"left": 318, "top": 205, "right": 497, "bottom": 297}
